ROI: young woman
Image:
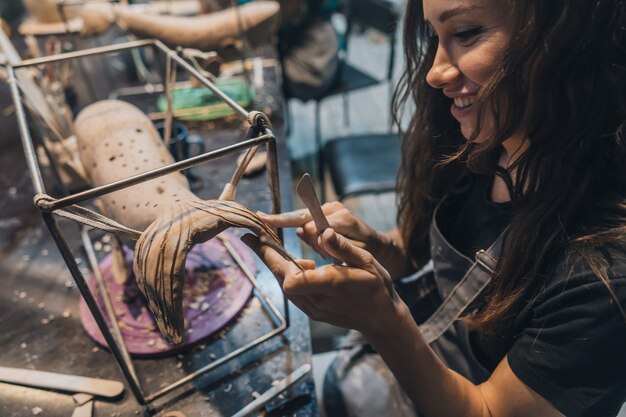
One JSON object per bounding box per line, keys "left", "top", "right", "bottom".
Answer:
{"left": 243, "top": 0, "right": 626, "bottom": 415}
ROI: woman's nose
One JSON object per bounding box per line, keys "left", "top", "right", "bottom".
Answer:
{"left": 426, "top": 45, "right": 460, "bottom": 89}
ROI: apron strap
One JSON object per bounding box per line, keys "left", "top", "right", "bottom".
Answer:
{"left": 419, "top": 229, "right": 505, "bottom": 344}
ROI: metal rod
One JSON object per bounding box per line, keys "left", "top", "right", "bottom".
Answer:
{"left": 153, "top": 40, "right": 249, "bottom": 119}
{"left": 7, "top": 66, "right": 46, "bottom": 195}
{"left": 81, "top": 228, "right": 141, "bottom": 386}
{"left": 265, "top": 132, "right": 282, "bottom": 221}
{"left": 42, "top": 214, "right": 147, "bottom": 405}
{"left": 146, "top": 325, "right": 286, "bottom": 402}
{"left": 110, "top": 83, "right": 166, "bottom": 98}
{"left": 43, "top": 134, "right": 273, "bottom": 211}
{"left": 264, "top": 133, "right": 290, "bottom": 327}
{"left": 13, "top": 39, "right": 156, "bottom": 68}
{"left": 163, "top": 49, "right": 176, "bottom": 147}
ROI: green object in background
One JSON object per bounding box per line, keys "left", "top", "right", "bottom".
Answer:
{"left": 157, "top": 79, "right": 255, "bottom": 121}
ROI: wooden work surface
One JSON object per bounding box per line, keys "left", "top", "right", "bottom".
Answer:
{"left": 0, "top": 34, "right": 317, "bottom": 417}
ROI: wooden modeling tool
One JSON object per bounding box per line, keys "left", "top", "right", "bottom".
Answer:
{"left": 0, "top": 367, "right": 124, "bottom": 398}
{"left": 296, "top": 174, "right": 343, "bottom": 264}
{"left": 296, "top": 173, "right": 330, "bottom": 233}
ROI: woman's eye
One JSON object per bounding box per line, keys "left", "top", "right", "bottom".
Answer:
{"left": 453, "top": 27, "right": 483, "bottom": 42}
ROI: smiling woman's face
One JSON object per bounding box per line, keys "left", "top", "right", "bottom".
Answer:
{"left": 424, "top": 0, "right": 512, "bottom": 141}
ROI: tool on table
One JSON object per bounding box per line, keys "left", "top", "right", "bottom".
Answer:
{"left": 72, "top": 393, "right": 94, "bottom": 406}
{"left": 230, "top": 363, "right": 311, "bottom": 417}
{"left": 296, "top": 173, "right": 331, "bottom": 233}
{"left": 71, "top": 394, "right": 94, "bottom": 417}
{"left": 0, "top": 366, "right": 124, "bottom": 398}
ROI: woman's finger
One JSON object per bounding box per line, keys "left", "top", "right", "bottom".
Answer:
{"left": 298, "top": 223, "right": 331, "bottom": 258}
{"left": 281, "top": 265, "right": 345, "bottom": 295}
{"left": 318, "top": 228, "right": 368, "bottom": 267}
{"left": 319, "top": 229, "right": 391, "bottom": 280}
{"left": 257, "top": 209, "right": 312, "bottom": 228}
{"left": 257, "top": 202, "right": 345, "bottom": 229}
{"left": 240, "top": 233, "right": 303, "bottom": 285}
{"left": 297, "top": 258, "right": 316, "bottom": 270}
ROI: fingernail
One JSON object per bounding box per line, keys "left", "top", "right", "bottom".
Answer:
{"left": 256, "top": 211, "right": 269, "bottom": 218}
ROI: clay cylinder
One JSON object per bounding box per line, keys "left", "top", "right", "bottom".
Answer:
{"left": 23, "top": 0, "right": 79, "bottom": 24}
{"left": 115, "top": 1, "right": 280, "bottom": 51}
{"left": 74, "top": 100, "right": 195, "bottom": 231}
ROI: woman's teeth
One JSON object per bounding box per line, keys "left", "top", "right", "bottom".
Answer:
{"left": 454, "top": 97, "right": 475, "bottom": 109}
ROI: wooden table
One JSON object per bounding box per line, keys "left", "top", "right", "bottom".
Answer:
{"left": 0, "top": 35, "right": 317, "bottom": 417}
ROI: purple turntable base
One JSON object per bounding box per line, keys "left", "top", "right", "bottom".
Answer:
{"left": 79, "top": 232, "right": 255, "bottom": 357}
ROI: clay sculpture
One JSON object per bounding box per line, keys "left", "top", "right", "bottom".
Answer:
{"left": 19, "top": 0, "right": 86, "bottom": 35}
{"left": 74, "top": 100, "right": 297, "bottom": 345}
{"left": 22, "top": 0, "right": 80, "bottom": 24}
{"left": 80, "top": 1, "right": 280, "bottom": 52}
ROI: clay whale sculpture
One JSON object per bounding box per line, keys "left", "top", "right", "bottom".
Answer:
{"left": 74, "top": 100, "right": 297, "bottom": 344}
{"left": 80, "top": 1, "right": 280, "bottom": 52}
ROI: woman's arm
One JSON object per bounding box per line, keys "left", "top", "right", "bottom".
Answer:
{"left": 369, "top": 306, "right": 565, "bottom": 417}
{"left": 243, "top": 228, "right": 564, "bottom": 417}
{"left": 258, "top": 201, "right": 414, "bottom": 279}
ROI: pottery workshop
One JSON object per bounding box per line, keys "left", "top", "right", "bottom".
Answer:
{"left": 1, "top": 1, "right": 625, "bottom": 417}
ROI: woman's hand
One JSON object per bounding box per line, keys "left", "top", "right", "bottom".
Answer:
{"left": 242, "top": 228, "right": 409, "bottom": 338}
{"left": 258, "top": 202, "right": 410, "bottom": 278}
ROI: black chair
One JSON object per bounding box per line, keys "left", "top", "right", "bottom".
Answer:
{"left": 324, "top": 132, "right": 401, "bottom": 200}
{"left": 317, "top": 0, "right": 401, "bottom": 201}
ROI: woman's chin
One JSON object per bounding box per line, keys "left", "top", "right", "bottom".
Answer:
{"left": 460, "top": 125, "right": 489, "bottom": 143}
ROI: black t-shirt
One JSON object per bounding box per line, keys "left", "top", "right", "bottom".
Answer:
{"left": 438, "top": 174, "right": 626, "bottom": 417}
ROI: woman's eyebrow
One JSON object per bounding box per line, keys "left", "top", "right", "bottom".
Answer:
{"left": 438, "top": 5, "right": 483, "bottom": 23}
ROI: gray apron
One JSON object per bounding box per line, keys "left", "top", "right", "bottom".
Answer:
{"left": 322, "top": 200, "right": 506, "bottom": 417}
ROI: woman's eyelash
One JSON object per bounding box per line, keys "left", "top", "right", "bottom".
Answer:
{"left": 453, "top": 27, "right": 483, "bottom": 41}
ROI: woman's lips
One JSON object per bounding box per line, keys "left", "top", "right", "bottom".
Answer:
{"left": 450, "top": 96, "right": 477, "bottom": 120}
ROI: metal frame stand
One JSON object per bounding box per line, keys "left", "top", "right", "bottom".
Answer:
{"left": 6, "top": 39, "right": 290, "bottom": 408}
